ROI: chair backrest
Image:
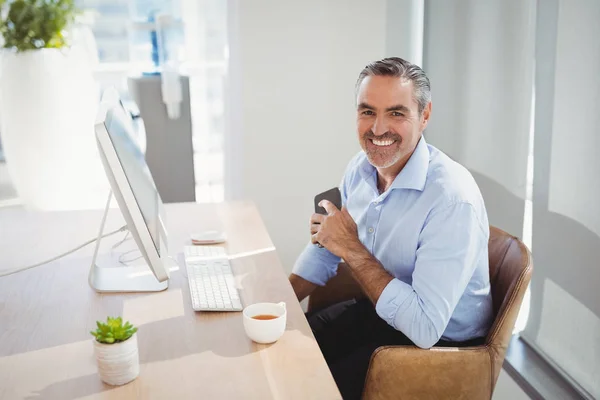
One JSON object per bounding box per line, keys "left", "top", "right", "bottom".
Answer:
{"left": 307, "top": 225, "right": 533, "bottom": 393}
{"left": 485, "top": 226, "right": 533, "bottom": 388}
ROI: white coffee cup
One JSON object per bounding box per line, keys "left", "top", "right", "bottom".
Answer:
{"left": 243, "top": 302, "right": 287, "bottom": 344}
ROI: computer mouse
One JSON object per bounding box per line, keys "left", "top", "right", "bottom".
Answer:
{"left": 190, "top": 230, "right": 227, "bottom": 245}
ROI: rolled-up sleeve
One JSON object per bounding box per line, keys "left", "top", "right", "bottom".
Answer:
{"left": 375, "top": 202, "right": 487, "bottom": 348}
{"left": 292, "top": 155, "right": 358, "bottom": 286}
{"left": 292, "top": 243, "right": 341, "bottom": 286}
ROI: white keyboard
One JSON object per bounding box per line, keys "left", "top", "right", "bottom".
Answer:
{"left": 183, "top": 245, "right": 243, "bottom": 312}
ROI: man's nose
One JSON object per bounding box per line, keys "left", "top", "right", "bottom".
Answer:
{"left": 372, "top": 116, "right": 389, "bottom": 136}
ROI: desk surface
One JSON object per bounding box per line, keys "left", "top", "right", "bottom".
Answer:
{"left": 0, "top": 202, "right": 341, "bottom": 399}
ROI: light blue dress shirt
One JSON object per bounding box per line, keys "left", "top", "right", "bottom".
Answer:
{"left": 293, "top": 136, "right": 493, "bottom": 348}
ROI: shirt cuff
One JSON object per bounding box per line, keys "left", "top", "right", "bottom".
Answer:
{"left": 375, "top": 278, "right": 413, "bottom": 327}
{"left": 292, "top": 244, "right": 339, "bottom": 286}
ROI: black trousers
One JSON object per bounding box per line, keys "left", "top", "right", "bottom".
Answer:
{"left": 306, "top": 298, "right": 484, "bottom": 400}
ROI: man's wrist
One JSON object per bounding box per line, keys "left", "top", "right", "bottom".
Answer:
{"left": 342, "top": 240, "right": 371, "bottom": 268}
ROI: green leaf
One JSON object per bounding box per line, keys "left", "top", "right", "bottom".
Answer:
{"left": 1, "top": 0, "right": 79, "bottom": 51}
{"left": 91, "top": 316, "right": 138, "bottom": 344}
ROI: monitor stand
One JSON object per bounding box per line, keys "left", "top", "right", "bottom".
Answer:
{"left": 88, "top": 191, "right": 169, "bottom": 293}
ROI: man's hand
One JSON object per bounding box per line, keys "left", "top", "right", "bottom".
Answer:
{"left": 310, "top": 212, "right": 326, "bottom": 241}
{"left": 311, "top": 200, "right": 363, "bottom": 259}
{"left": 310, "top": 200, "right": 393, "bottom": 305}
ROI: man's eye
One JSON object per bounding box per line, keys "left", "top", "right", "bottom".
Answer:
{"left": 361, "top": 110, "right": 374, "bottom": 116}
{"left": 391, "top": 111, "right": 404, "bottom": 117}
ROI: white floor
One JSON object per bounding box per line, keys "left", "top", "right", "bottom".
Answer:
{"left": 494, "top": 370, "right": 531, "bottom": 399}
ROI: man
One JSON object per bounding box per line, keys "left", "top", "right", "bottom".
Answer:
{"left": 289, "top": 57, "right": 493, "bottom": 399}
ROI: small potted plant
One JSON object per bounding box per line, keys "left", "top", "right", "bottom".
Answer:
{"left": 90, "top": 317, "right": 140, "bottom": 386}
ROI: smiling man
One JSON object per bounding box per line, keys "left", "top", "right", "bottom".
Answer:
{"left": 289, "top": 57, "right": 493, "bottom": 399}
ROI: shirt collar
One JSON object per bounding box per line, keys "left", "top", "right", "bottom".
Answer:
{"left": 358, "top": 135, "right": 430, "bottom": 192}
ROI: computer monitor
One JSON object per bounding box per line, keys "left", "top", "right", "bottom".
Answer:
{"left": 90, "top": 90, "right": 170, "bottom": 292}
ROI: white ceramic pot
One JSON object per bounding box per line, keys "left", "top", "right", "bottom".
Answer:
{"left": 0, "top": 48, "right": 108, "bottom": 210}
{"left": 93, "top": 333, "right": 140, "bottom": 386}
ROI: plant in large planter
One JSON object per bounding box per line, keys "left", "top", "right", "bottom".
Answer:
{"left": 90, "top": 316, "right": 140, "bottom": 386}
{"left": 0, "top": 0, "right": 77, "bottom": 50}
{"left": 0, "top": 0, "right": 107, "bottom": 210}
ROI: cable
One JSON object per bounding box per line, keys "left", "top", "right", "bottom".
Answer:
{"left": 108, "top": 231, "right": 142, "bottom": 265}
{"left": 0, "top": 224, "right": 128, "bottom": 278}
{"left": 110, "top": 231, "right": 144, "bottom": 265}
{"left": 111, "top": 231, "right": 131, "bottom": 253}
{"left": 118, "top": 249, "right": 143, "bottom": 265}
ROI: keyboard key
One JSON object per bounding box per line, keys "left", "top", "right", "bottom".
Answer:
{"left": 184, "top": 247, "right": 242, "bottom": 312}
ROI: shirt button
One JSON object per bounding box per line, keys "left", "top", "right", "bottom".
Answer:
{"left": 368, "top": 227, "right": 374, "bottom": 234}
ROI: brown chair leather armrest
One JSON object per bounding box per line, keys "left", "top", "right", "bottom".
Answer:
{"left": 363, "top": 345, "right": 493, "bottom": 400}
{"left": 307, "top": 263, "right": 365, "bottom": 313}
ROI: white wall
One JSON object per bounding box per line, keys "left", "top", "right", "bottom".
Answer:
{"left": 423, "top": 0, "right": 535, "bottom": 238}
{"left": 385, "top": 0, "right": 424, "bottom": 66}
{"left": 226, "top": 0, "right": 386, "bottom": 273}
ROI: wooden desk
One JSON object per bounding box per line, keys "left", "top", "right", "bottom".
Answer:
{"left": 0, "top": 202, "right": 341, "bottom": 399}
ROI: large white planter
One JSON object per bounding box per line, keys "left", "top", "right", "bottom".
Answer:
{"left": 0, "top": 49, "right": 108, "bottom": 210}
{"left": 93, "top": 333, "right": 140, "bottom": 386}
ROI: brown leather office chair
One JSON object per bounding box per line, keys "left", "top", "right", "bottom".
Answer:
{"left": 307, "top": 226, "right": 533, "bottom": 399}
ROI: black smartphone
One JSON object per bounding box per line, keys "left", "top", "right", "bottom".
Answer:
{"left": 314, "top": 187, "right": 342, "bottom": 215}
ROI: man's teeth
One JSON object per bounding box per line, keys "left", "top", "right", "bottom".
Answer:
{"left": 372, "top": 139, "right": 395, "bottom": 146}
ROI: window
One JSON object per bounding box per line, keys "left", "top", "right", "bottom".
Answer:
{"left": 79, "top": 0, "right": 227, "bottom": 203}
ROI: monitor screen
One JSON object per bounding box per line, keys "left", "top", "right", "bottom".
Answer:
{"left": 104, "top": 108, "right": 161, "bottom": 255}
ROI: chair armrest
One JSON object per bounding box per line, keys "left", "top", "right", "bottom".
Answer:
{"left": 307, "top": 263, "right": 365, "bottom": 313}
{"left": 363, "top": 345, "right": 493, "bottom": 400}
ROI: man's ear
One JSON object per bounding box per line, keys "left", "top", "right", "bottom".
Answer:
{"left": 420, "top": 102, "right": 432, "bottom": 131}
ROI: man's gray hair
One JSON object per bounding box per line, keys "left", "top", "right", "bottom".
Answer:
{"left": 356, "top": 57, "right": 431, "bottom": 115}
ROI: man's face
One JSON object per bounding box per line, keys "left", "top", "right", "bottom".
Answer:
{"left": 356, "top": 75, "right": 430, "bottom": 170}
